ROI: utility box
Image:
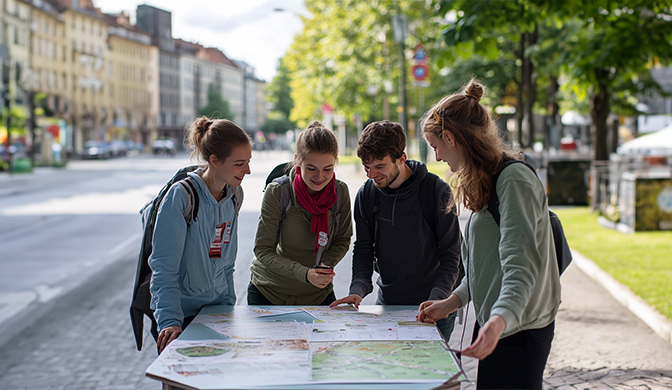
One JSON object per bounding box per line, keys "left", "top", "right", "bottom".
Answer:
{"left": 619, "top": 172, "right": 672, "bottom": 232}
{"left": 546, "top": 159, "right": 591, "bottom": 205}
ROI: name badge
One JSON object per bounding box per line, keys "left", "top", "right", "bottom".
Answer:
{"left": 209, "top": 224, "right": 224, "bottom": 258}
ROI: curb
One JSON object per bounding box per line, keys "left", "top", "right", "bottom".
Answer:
{"left": 571, "top": 249, "right": 672, "bottom": 345}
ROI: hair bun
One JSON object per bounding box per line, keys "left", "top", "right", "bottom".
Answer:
{"left": 464, "top": 82, "right": 484, "bottom": 103}
{"left": 194, "top": 116, "right": 214, "bottom": 134}
{"left": 307, "top": 120, "right": 324, "bottom": 130}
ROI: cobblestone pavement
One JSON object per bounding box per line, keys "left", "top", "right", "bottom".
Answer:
{"left": 541, "top": 261, "right": 672, "bottom": 389}
{"left": 0, "top": 255, "right": 158, "bottom": 390}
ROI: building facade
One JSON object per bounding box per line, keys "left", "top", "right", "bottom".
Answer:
{"left": 103, "top": 12, "right": 158, "bottom": 147}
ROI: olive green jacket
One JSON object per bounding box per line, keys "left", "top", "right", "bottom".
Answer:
{"left": 250, "top": 170, "right": 352, "bottom": 305}
{"left": 453, "top": 163, "right": 561, "bottom": 338}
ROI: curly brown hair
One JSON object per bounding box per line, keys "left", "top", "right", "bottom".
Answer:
{"left": 357, "top": 120, "right": 406, "bottom": 164}
{"left": 422, "top": 79, "right": 517, "bottom": 212}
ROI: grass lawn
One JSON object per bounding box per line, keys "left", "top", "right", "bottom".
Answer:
{"left": 552, "top": 206, "right": 672, "bottom": 321}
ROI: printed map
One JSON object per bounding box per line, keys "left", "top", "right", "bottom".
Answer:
{"left": 311, "top": 340, "right": 461, "bottom": 382}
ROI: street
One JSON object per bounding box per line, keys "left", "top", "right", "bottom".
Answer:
{"left": 0, "top": 152, "right": 671, "bottom": 389}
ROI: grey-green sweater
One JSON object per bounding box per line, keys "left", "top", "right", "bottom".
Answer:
{"left": 250, "top": 171, "right": 353, "bottom": 305}
{"left": 453, "top": 163, "right": 561, "bottom": 338}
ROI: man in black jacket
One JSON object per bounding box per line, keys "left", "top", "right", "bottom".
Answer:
{"left": 331, "top": 120, "right": 462, "bottom": 340}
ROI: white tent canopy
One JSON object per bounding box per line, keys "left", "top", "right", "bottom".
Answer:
{"left": 617, "top": 124, "right": 672, "bottom": 155}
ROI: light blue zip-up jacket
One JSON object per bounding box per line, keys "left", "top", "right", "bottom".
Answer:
{"left": 149, "top": 169, "right": 240, "bottom": 330}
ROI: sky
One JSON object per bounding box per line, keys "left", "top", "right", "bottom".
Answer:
{"left": 94, "top": 0, "right": 307, "bottom": 82}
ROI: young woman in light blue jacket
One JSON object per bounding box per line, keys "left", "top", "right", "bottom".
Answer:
{"left": 149, "top": 117, "right": 252, "bottom": 353}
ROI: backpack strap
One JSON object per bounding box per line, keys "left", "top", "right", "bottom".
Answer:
{"left": 231, "top": 185, "right": 244, "bottom": 214}
{"left": 176, "top": 177, "right": 199, "bottom": 225}
{"left": 419, "top": 173, "right": 439, "bottom": 236}
{"left": 274, "top": 175, "right": 293, "bottom": 247}
{"left": 487, "top": 159, "right": 533, "bottom": 226}
{"left": 358, "top": 179, "right": 379, "bottom": 255}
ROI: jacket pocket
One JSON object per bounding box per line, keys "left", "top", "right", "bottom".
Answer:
{"left": 180, "top": 259, "right": 215, "bottom": 295}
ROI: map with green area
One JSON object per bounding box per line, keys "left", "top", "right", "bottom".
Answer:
{"left": 176, "top": 346, "right": 229, "bottom": 358}
{"left": 310, "top": 340, "right": 462, "bottom": 382}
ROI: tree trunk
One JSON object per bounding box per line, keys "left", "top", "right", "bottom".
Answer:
{"left": 516, "top": 34, "right": 524, "bottom": 149}
{"left": 590, "top": 68, "right": 611, "bottom": 161}
{"left": 522, "top": 26, "right": 538, "bottom": 149}
{"left": 547, "top": 74, "right": 560, "bottom": 150}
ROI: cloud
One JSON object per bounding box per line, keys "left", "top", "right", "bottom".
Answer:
{"left": 182, "top": 0, "right": 301, "bottom": 34}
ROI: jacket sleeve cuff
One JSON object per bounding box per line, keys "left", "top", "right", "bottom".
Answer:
{"left": 490, "top": 306, "right": 517, "bottom": 333}
{"left": 349, "top": 281, "right": 372, "bottom": 298}
{"left": 294, "top": 265, "right": 311, "bottom": 283}
{"left": 453, "top": 283, "right": 469, "bottom": 308}
{"left": 428, "top": 287, "right": 451, "bottom": 301}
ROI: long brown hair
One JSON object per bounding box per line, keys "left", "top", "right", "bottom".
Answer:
{"left": 423, "top": 79, "right": 517, "bottom": 212}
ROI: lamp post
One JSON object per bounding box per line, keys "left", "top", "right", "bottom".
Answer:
{"left": 1, "top": 44, "right": 11, "bottom": 171}
{"left": 391, "top": 7, "right": 408, "bottom": 135}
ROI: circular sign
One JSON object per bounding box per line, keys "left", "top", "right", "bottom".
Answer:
{"left": 412, "top": 64, "right": 429, "bottom": 81}
{"left": 657, "top": 186, "right": 672, "bottom": 213}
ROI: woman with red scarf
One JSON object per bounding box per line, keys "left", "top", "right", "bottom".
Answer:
{"left": 248, "top": 121, "right": 353, "bottom": 305}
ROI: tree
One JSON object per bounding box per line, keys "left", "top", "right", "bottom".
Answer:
{"left": 198, "top": 84, "right": 234, "bottom": 120}
{"left": 260, "top": 111, "right": 295, "bottom": 135}
{"left": 285, "top": 0, "right": 442, "bottom": 128}
{"left": 554, "top": 1, "right": 672, "bottom": 160}
{"left": 267, "top": 58, "right": 294, "bottom": 119}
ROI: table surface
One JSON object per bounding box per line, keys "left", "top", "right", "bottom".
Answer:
{"left": 152, "top": 305, "right": 466, "bottom": 390}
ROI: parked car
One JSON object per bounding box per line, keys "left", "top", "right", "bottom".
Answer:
{"left": 152, "top": 139, "right": 176, "bottom": 156}
{"left": 109, "top": 140, "right": 128, "bottom": 157}
{"left": 83, "top": 141, "right": 112, "bottom": 159}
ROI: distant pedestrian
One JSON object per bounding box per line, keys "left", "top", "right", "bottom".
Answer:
{"left": 150, "top": 117, "right": 252, "bottom": 353}
{"left": 417, "top": 80, "right": 561, "bottom": 390}
{"left": 330, "top": 120, "right": 462, "bottom": 342}
{"left": 249, "top": 121, "right": 352, "bottom": 305}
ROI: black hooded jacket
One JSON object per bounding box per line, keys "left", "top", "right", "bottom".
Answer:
{"left": 349, "top": 160, "right": 462, "bottom": 305}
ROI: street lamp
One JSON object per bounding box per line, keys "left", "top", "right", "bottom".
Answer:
{"left": 391, "top": 10, "right": 408, "bottom": 135}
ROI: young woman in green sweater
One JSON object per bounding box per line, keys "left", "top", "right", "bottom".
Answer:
{"left": 248, "top": 121, "right": 353, "bottom": 305}
{"left": 417, "top": 80, "right": 561, "bottom": 390}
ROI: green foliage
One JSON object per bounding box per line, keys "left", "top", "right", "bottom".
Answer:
{"left": 198, "top": 84, "right": 234, "bottom": 120}
{"left": 260, "top": 111, "right": 296, "bottom": 135}
{"left": 285, "top": 0, "right": 443, "bottom": 128}
{"left": 267, "top": 58, "right": 295, "bottom": 119}
{"left": 553, "top": 207, "right": 672, "bottom": 321}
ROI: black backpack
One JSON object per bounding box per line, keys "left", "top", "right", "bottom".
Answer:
{"left": 264, "top": 162, "right": 341, "bottom": 250}
{"left": 488, "top": 159, "right": 572, "bottom": 275}
{"left": 130, "top": 166, "right": 242, "bottom": 351}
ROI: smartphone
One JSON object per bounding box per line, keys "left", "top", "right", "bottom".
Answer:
{"left": 314, "top": 265, "right": 333, "bottom": 270}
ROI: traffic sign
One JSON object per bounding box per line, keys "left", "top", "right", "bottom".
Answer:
{"left": 412, "top": 63, "right": 429, "bottom": 81}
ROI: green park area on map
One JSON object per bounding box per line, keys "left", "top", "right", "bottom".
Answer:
{"left": 311, "top": 340, "right": 462, "bottom": 381}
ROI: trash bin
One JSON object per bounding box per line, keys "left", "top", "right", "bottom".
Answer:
{"left": 13, "top": 157, "right": 32, "bottom": 173}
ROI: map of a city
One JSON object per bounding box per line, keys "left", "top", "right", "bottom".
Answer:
{"left": 311, "top": 340, "right": 461, "bottom": 382}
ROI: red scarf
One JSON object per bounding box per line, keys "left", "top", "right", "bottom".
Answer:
{"left": 293, "top": 166, "right": 338, "bottom": 254}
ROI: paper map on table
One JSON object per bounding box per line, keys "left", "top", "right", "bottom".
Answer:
{"left": 311, "top": 340, "right": 463, "bottom": 383}
{"left": 147, "top": 306, "right": 465, "bottom": 389}
{"left": 199, "top": 320, "right": 307, "bottom": 340}
{"left": 146, "top": 339, "right": 311, "bottom": 388}
{"left": 308, "top": 321, "right": 442, "bottom": 341}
